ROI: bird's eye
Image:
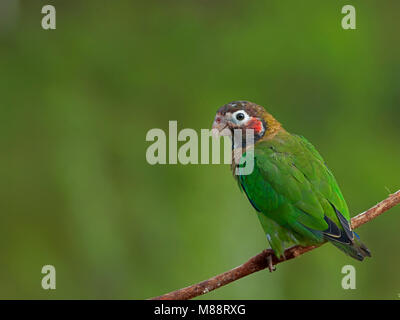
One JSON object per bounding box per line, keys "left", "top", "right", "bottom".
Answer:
{"left": 232, "top": 110, "right": 249, "bottom": 124}
{"left": 236, "top": 113, "right": 245, "bottom": 121}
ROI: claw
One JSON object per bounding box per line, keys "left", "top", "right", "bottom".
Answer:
{"left": 267, "top": 255, "right": 276, "bottom": 272}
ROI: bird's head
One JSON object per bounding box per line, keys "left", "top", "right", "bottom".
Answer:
{"left": 212, "top": 101, "right": 282, "bottom": 146}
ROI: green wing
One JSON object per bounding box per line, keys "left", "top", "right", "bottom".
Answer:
{"left": 238, "top": 132, "right": 370, "bottom": 260}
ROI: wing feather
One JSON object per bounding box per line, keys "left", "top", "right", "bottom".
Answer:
{"left": 238, "top": 133, "right": 349, "bottom": 244}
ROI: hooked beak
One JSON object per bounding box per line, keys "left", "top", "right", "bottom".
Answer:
{"left": 212, "top": 113, "right": 232, "bottom": 137}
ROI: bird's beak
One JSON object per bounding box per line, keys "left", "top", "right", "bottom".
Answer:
{"left": 212, "top": 114, "right": 231, "bottom": 137}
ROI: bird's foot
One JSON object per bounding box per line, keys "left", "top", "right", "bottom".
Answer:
{"left": 267, "top": 255, "right": 276, "bottom": 272}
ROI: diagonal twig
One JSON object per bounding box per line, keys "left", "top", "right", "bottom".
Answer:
{"left": 150, "top": 190, "right": 400, "bottom": 300}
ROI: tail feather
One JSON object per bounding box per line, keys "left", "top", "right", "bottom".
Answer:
{"left": 323, "top": 204, "right": 371, "bottom": 261}
{"left": 328, "top": 235, "right": 371, "bottom": 261}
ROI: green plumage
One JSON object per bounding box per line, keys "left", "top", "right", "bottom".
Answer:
{"left": 238, "top": 130, "right": 370, "bottom": 260}
{"left": 213, "top": 101, "right": 370, "bottom": 261}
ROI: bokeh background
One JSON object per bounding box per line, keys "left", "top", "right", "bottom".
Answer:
{"left": 0, "top": 0, "right": 399, "bottom": 299}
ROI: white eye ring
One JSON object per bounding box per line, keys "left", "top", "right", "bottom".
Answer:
{"left": 232, "top": 110, "right": 250, "bottom": 124}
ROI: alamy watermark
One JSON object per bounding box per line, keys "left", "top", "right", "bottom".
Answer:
{"left": 41, "top": 265, "right": 56, "bottom": 290}
{"left": 341, "top": 265, "right": 356, "bottom": 290}
{"left": 145, "top": 121, "right": 255, "bottom": 175}
{"left": 41, "top": 5, "right": 56, "bottom": 30}
{"left": 39, "top": 4, "right": 356, "bottom": 32}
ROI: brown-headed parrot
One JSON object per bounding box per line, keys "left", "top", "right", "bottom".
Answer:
{"left": 212, "top": 101, "right": 370, "bottom": 269}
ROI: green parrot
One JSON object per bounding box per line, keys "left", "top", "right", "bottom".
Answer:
{"left": 212, "top": 101, "right": 370, "bottom": 268}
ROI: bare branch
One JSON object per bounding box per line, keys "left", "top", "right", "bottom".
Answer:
{"left": 150, "top": 190, "right": 400, "bottom": 300}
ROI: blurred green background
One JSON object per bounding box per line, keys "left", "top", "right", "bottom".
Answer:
{"left": 0, "top": 0, "right": 399, "bottom": 299}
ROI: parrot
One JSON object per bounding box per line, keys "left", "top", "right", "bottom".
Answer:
{"left": 212, "top": 101, "right": 371, "bottom": 270}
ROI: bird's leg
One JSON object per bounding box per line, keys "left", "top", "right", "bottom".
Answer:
{"left": 266, "top": 254, "right": 276, "bottom": 272}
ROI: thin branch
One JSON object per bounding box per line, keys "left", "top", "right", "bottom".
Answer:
{"left": 150, "top": 190, "right": 400, "bottom": 300}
